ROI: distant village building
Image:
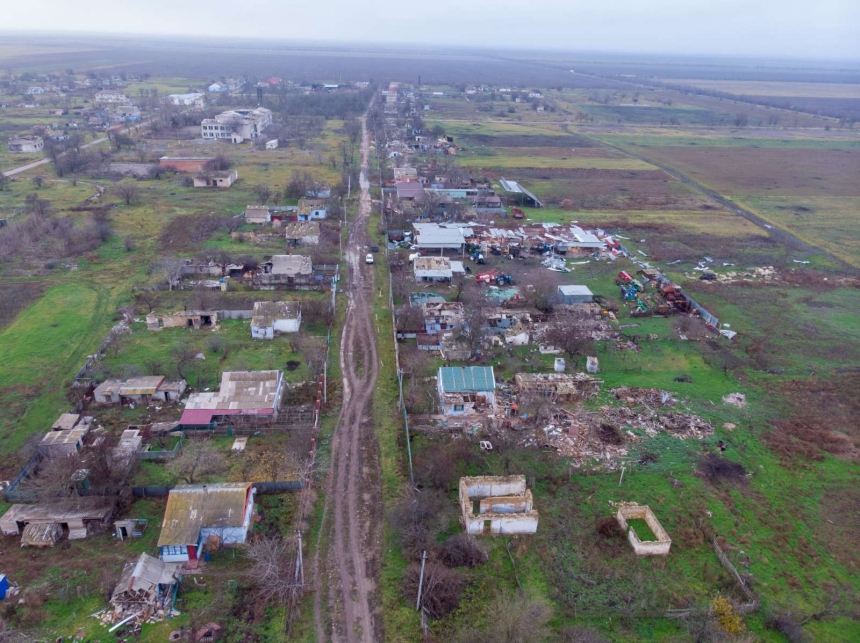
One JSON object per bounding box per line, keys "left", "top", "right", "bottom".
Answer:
{"left": 421, "top": 301, "right": 464, "bottom": 335}
{"left": 412, "top": 223, "right": 470, "bottom": 252}
{"left": 7, "top": 136, "right": 43, "bottom": 153}
{"left": 260, "top": 255, "right": 314, "bottom": 286}
{"left": 157, "top": 483, "right": 255, "bottom": 563}
{"left": 244, "top": 205, "right": 271, "bottom": 224}
{"left": 201, "top": 107, "right": 272, "bottom": 143}
{"left": 437, "top": 366, "right": 496, "bottom": 416}
{"left": 94, "top": 91, "right": 131, "bottom": 105}
{"left": 251, "top": 301, "right": 302, "bottom": 339}
{"left": 146, "top": 310, "right": 218, "bottom": 330}
{"left": 193, "top": 169, "right": 238, "bottom": 188}
{"left": 265, "top": 139, "right": 279, "bottom": 150}
{"left": 168, "top": 92, "right": 205, "bottom": 107}
{"left": 208, "top": 82, "right": 228, "bottom": 93}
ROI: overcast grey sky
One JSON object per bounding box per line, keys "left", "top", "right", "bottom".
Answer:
{"left": 6, "top": 0, "right": 860, "bottom": 61}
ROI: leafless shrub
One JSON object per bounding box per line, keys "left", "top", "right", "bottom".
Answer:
{"left": 403, "top": 562, "right": 466, "bottom": 619}
{"left": 434, "top": 534, "right": 488, "bottom": 568}
{"left": 389, "top": 490, "right": 450, "bottom": 559}
{"left": 482, "top": 591, "right": 553, "bottom": 643}
{"left": 596, "top": 515, "right": 623, "bottom": 539}
{"left": 765, "top": 613, "right": 809, "bottom": 643}
{"left": 112, "top": 180, "right": 141, "bottom": 205}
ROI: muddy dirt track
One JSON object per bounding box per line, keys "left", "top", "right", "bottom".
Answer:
{"left": 314, "top": 110, "right": 384, "bottom": 643}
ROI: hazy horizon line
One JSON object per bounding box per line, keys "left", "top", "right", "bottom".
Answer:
{"left": 2, "top": 28, "right": 859, "bottom": 68}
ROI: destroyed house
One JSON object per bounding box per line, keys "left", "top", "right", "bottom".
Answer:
{"left": 284, "top": 221, "right": 320, "bottom": 247}
{"left": 260, "top": 255, "right": 314, "bottom": 285}
{"left": 514, "top": 372, "right": 601, "bottom": 402}
{"left": 245, "top": 205, "right": 271, "bottom": 224}
{"left": 459, "top": 476, "right": 538, "bottom": 535}
{"left": 421, "top": 301, "right": 464, "bottom": 335}
{"left": 39, "top": 426, "right": 89, "bottom": 458}
{"left": 111, "top": 553, "right": 180, "bottom": 609}
{"left": 193, "top": 169, "right": 238, "bottom": 188}
{"left": 179, "top": 370, "right": 284, "bottom": 429}
{"left": 414, "top": 256, "right": 453, "bottom": 283}
{"left": 147, "top": 310, "right": 218, "bottom": 330}
{"left": 437, "top": 366, "right": 496, "bottom": 415}
{"left": 251, "top": 301, "right": 301, "bottom": 338}
{"left": 0, "top": 497, "right": 116, "bottom": 540}
{"left": 297, "top": 198, "right": 327, "bottom": 221}
{"left": 158, "top": 483, "right": 255, "bottom": 563}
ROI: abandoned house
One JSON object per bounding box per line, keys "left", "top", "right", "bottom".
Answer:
{"left": 459, "top": 475, "right": 539, "bottom": 535}
{"left": 0, "top": 497, "right": 117, "bottom": 541}
{"left": 422, "top": 301, "right": 464, "bottom": 335}
{"left": 414, "top": 256, "right": 453, "bottom": 283}
{"left": 193, "top": 169, "right": 238, "bottom": 188}
{"left": 284, "top": 221, "right": 320, "bottom": 247}
{"left": 157, "top": 483, "right": 256, "bottom": 564}
{"left": 7, "top": 135, "right": 44, "bottom": 153}
{"left": 260, "top": 255, "right": 314, "bottom": 286}
{"left": 39, "top": 425, "right": 90, "bottom": 458}
{"left": 244, "top": 205, "right": 271, "bottom": 224}
{"left": 437, "top": 366, "right": 496, "bottom": 416}
{"left": 514, "top": 372, "right": 602, "bottom": 402}
{"left": 615, "top": 503, "right": 672, "bottom": 556}
{"left": 146, "top": 310, "right": 219, "bottom": 330}
{"left": 179, "top": 370, "right": 284, "bottom": 429}
{"left": 297, "top": 198, "right": 327, "bottom": 221}
{"left": 111, "top": 553, "right": 180, "bottom": 613}
{"left": 251, "top": 301, "right": 301, "bottom": 339}
{"left": 557, "top": 285, "right": 594, "bottom": 305}
{"left": 93, "top": 377, "right": 187, "bottom": 405}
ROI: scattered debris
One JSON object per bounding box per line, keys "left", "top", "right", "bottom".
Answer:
{"left": 611, "top": 387, "right": 675, "bottom": 407}
{"left": 722, "top": 393, "right": 746, "bottom": 408}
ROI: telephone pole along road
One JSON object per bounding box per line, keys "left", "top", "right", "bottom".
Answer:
{"left": 314, "top": 108, "right": 384, "bottom": 643}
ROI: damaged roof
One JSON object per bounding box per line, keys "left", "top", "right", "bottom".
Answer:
{"left": 269, "top": 255, "right": 312, "bottom": 276}
{"left": 157, "top": 483, "right": 252, "bottom": 547}
{"left": 252, "top": 301, "right": 301, "bottom": 327}
{"left": 183, "top": 370, "right": 283, "bottom": 412}
{"left": 112, "top": 553, "right": 180, "bottom": 600}
{"left": 439, "top": 366, "right": 496, "bottom": 393}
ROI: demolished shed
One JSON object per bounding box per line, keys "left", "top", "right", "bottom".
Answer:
{"left": 514, "top": 372, "right": 602, "bottom": 402}
{"left": 0, "top": 497, "right": 116, "bottom": 540}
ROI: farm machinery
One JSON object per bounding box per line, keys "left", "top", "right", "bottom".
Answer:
{"left": 615, "top": 271, "right": 644, "bottom": 292}
{"left": 476, "top": 269, "right": 513, "bottom": 286}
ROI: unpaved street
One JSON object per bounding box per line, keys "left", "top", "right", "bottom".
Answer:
{"left": 314, "top": 111, "right": 383, "bottom": 642}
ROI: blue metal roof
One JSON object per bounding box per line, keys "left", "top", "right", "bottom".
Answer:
{"left": 439, "top": 366, "right": 495, "bottom": 392}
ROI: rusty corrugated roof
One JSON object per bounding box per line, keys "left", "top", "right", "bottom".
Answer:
{"left": 157, "top": 483, "right": 252, "bottom": 547}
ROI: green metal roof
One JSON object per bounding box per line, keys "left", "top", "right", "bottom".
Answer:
{"left": 439, "top": 366, "right": 495, "bottom": 393}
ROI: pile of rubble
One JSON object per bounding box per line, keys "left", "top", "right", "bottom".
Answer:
{"left": 611, "top": 387, "right": 676, "bottom": 407}
{"left": 519, "top": 403, "right": 713, "bottom": 470}
{"left": 95, "top": 602, "right": 179, "bottom": 633}
{"left": 722, "top": 392, "right": 747, "bottom": 408}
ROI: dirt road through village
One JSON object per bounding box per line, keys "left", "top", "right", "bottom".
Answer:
{"left": 314, "top": 110, "right": 383, "bottom": 643}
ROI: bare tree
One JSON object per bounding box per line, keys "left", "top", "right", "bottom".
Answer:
{"left": 157, "top": 256, "right": 184, "bottom": 290}
{"left": 246, "top": 535, "right": 300, "bottom": 605}
{"left": 171, "top": 441, "right": 227, "bottom": 484}
{"left": 521, "top": 267, "right": 561, "bottom": 313}
{"left": 27, "top": 454, "right": 83, "bottom": 498}
{"left": 113, "top": 181, "right": 141, "bottom": 205}
{"left": 543, "top": 313, "right": 596, "bottom": 360}
{"left": 32, "top": 175, "right": 44, "bottom": 189}
{"left": 253, "top": 183, "right": 271, "bottom": 204}
{"left": 174, "top": 342, "right": 197, "bottom": 381}
{"left": 482, "top": 591, "right": 552, "bottom": 643}
{"left": 403, "top": 562, "right": 466, "bottom": 619}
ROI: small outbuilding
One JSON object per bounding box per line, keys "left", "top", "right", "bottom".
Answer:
{"left": 557, "top": 285, "right": 594, "bottom": 305}
{"left": 245, "top": 205, "right": 271, "bottom": 224}
{"left": 251, "top": 301, "right": 302, "bottom": 338}
{"left": 459, "top": 475, "right": 539, "bottom": 535}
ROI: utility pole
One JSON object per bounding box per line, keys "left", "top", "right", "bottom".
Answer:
{"left": 295, "top": 530, "right": 304, "bottom": 587}
{"left": 415, "top": 550, "right": 428, "bottom": 611}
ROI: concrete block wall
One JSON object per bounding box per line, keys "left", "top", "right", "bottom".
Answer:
{"left": 616, "top": 503, "right": 672, "bottom": 556}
